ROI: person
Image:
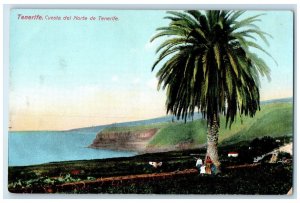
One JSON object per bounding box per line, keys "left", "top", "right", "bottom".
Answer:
{"left": 200, "top": 165, "right": 206, "bottom": 175}
{"left": 205, "top": 163, "right": 212, "bottom": 174}
{"left": 211, "top": 163, "right": 217, "bottom": 174}
{"left": 195, "top": 158, "right": 203, "bottom": 171}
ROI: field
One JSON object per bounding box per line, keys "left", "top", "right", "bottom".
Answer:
{"left": 8, "top": 136, "right": 293, "bottom": 194}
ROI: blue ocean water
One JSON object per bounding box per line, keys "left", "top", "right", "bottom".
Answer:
{"left": 8, "top": 130, "right": 137, "bottom": 166}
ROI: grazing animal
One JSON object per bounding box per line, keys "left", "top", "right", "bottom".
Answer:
{"left": 149, "top": 161, "right": 163, "bottom": 168}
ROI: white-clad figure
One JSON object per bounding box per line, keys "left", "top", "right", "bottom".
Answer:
{"left": 195, "top": 158, "right": 203, "bottom": 169}
{"left": 200, "top": 165, "right": 206, "bottom": 174}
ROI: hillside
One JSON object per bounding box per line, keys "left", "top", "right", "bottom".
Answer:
{"left": 90, "top": 101, "right": 293, "bottom": 152}
{"left": 67, "top": 97, "right": 292, "bottom": 133}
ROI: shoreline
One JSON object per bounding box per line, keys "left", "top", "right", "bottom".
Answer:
{"left": 8, "top": 141, "right": 293, "bottom": 194}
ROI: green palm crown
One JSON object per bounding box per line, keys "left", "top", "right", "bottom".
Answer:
{"left": 151, "top": 10, "right": 272, "bottom": 127}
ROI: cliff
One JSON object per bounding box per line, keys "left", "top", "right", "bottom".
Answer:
{"left": 89, "top": 128, "right": 158, "bottom": 152}
{"left": 89, "top": 102, "right": 293, "bottom": 153}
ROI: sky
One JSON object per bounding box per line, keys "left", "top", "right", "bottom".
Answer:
{"left": 9, "top": 10, "right": 294, "bottom": 131}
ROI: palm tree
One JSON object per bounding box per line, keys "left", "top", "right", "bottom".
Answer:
{"left": 151, "top": 10, "right": 272, "bottom": 172}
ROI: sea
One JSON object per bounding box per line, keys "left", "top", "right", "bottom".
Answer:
{"left": 8, "top": 130, "right": 137, "bottom": 166}
{"left": 8, "top": 112, "right": 204, "bottom": 166}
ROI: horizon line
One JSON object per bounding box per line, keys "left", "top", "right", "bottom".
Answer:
{"left": 9, "top": 96, "right": 293, "bottom": 132}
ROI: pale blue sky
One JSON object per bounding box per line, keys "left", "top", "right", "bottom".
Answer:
{"left": 9, "top": 10, "right": 293, "bottom": 130}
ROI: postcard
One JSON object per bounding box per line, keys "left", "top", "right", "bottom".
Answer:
{"left": 8, "top": 9, "right": 294, "bottom": 195}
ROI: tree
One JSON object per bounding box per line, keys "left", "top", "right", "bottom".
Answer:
{"left": 151, "top": 10, "right": 272, "bottom": 172}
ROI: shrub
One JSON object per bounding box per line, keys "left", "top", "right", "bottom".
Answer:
{"left": 250, "top": 136, "right": 279, "bottom": 157}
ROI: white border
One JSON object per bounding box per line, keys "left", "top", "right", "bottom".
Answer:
{"left": 1, "top": 1, "right": 299, "bottom": 202}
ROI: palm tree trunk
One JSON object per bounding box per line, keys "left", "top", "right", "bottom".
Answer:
{"left": 206, "top": 114, "right": 221, "bottom": 173}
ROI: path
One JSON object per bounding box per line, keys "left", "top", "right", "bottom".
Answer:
{"left": 254, "top": 142, "right": 293, "bottom": 163}
{"left": 57, "top": 168, "right": 198, "bottom": 192}
{"left": 278, "top": 142, "right": 293, "bottom": 155}
{"left": 56, "top": 163, "right": 261, "bottom": 192}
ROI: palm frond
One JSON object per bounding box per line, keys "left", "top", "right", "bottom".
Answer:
{"left": 213, "top": 43, "right": 221, "bottom": 70}
{"left": 231, "top": 14, "right": 265, "bottom": 30}
{"left": 151, "top": 10, "right": 273, "bottom": 127}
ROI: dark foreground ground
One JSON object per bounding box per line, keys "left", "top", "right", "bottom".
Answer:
{"left": 8, "top": 138, "right": 293, "bottom": 194}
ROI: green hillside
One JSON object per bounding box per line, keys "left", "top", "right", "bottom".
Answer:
{"left": 219, "top": 102, "right": 293, "bottom": 145}
{"left": 101, "top": 102, "right": 293, "bottom": 148}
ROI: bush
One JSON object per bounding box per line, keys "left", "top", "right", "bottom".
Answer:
{"left": 249, "top": 136, "right": 279, "bottom": 157}
{"left": 277, "top": 152, "right": 292, "bottom": 160}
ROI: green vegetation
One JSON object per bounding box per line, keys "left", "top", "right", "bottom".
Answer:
{"left": 149, "top": 120, "right": 207, "bottom": 147}
{"left": 100, "top": 102, "right": 292, "bottom": 148}
{"left": 220, "top": 102, "right": 293, "bottom": 145}
{"left": 8, "top": 138, "right": 292, "bottom": 194}
{"left": 8, "top": 101, "right": 293, "bottom": 194}
{"left": 150, "top": 10, "right": 273, "bottom": 169}
{"left": 81, "top": 164, "right": 292, "bottom": 194}
{"left": 152, "top": 102, "right": 292, "bottom": 147}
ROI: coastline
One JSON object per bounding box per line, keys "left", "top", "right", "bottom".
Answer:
{"left": 8, "top": 140, "right": 293, "bottom": 194}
